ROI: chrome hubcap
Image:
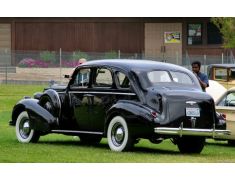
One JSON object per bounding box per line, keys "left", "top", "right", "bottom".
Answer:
{"left": 115, "top": 128, "right": 124, "bottom": 142}
{"left": 19, "top": 118, "right": 31, "bottom": 139}
{"left": 45, "top": 102, "right": 52, "bottom": 112}
{"left": 111, "top": 123, "right": 125, "bottom": 146}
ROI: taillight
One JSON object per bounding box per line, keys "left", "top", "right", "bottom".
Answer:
{"left": 151, "top": 111, "right": 158, "bottom": 118}
{"left": 221, "top": 113, "right": 226, "bottom": 120}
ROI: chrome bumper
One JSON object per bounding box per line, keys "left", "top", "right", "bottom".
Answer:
{"left": 154, "top": 123, "right": 230, "bottom": 139}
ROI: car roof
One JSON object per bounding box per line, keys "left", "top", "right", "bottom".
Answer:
{"left": 79, "top": 59, "right": 190, "bottom": 72}
{"left": 208, "top": 64, "right": 235, "bottom": 68}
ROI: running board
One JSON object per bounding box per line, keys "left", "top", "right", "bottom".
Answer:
{"left": 51, "top": 130, "right": 103, "bottom": 135}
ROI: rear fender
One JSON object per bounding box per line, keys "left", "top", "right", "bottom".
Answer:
{"left": 11, "top": 98, "right": 58, "bottom": 133}
{"left": 105, "top": 100, "right": 155, "bottom": 136}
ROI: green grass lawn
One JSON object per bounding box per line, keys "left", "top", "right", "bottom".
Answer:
{"left": 1, "top": 84, "right": 235, "bottom": 162}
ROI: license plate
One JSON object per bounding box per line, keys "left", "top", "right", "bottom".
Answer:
{"left": 186, "top": 107, "right": 200, "bottom": 117}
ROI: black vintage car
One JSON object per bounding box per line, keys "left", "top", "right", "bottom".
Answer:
{"left": 10, "top": 60, "right": 230, "bottom": 153}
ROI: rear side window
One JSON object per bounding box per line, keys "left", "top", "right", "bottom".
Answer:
{"left": 116, "top": 71, "right": 130, "bottom": 88}
{"left": 147, "top": 71, "right": 171, "bottom": 83}
{"left": 94, "top": 68, "right": 113, "bottom": 88}
{"left": 170, "top": 71, "right": 193, "bottom": 84}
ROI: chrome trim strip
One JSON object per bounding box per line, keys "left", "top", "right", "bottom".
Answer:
{"left": 154, "top": 123, "right": 231, "bottom": 138}
{"left": 68, "top": 91, "right": 136, "bottom": 96}
{"left": 54, "top": 91, "right": 62, "bottom": 119}
{"left": 51, "top": 130, "right": 103, "bottom": 135}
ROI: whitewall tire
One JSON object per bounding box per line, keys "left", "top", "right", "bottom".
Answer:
{"left": 16, "top": 111, "right": 40, "bottom": 143}
{"left": 107, "top": 116, "right": 133, "bottom": 152}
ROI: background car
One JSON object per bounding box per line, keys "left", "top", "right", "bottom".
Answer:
{"left": 207, "top": 64, "right": 235, "bottom": 89}
{"left": 10, "top": 60, "right": 229, "bottom": 153}
{"left": 206, "top": 80, "right": 227, "bottom": 102}
{"left": 206, "top": 80, "right": 235, "bottom": 144}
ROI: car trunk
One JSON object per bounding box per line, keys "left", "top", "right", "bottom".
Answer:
{"left": 166, "top": 94, "right": 216, "bottom": 129}
{"left": 147, "top": 88, "right": 216, "bottom": 129}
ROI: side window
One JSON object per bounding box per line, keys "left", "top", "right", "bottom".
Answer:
{"left": 229, "top": 69, "right": 235, "bottom": 80}
{"left": 214, "top": 68, "right": 227, "bottom": 81}
{"left": 71, "top": 68, "right": 90, "bottom": 88}
{"left": 225, "top": 93, "right": 235, "bottom": 106}
{"left": 147, "top": 71, "right": 171, "bottom": 83}
{"left": 218, "top": 92, "right": 235, "bottom": 106}
{"left": 94, "top": 68, "right": 113, "bottom": 88}
{"left": 116, "top": 71, "right": 130, "bottom": 88}
{"left": 170, "top": 71, "right": 193, "bottom": 84}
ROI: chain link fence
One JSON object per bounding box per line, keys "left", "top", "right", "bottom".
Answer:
{"left": 1, "top": 49, "right": 235, "bottom": 85}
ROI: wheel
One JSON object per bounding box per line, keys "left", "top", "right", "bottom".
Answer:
{"left": 79, "top": 134, "right": 102, "bottom": 145}
{"left": 228, "top": 140, "right": 235, "bottom": 146}
{"left": 16, "top": 111, "right": 40, "bottom": 143}
{"left": 107, "top": 116, "right": 134, "bottom": 152}
{"left": 177, "top": 136, "right": 205, "bottom": 154}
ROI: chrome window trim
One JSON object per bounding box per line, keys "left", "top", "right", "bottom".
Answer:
{"left": 68, "top": 91, "right": 136, "bottom": 96}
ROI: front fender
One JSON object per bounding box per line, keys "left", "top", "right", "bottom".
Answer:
{"left": 11, "top": 98, "right": 58, "bottom": 133}
{"left": 40, "top": 89, "right": 61, "bottom": 117}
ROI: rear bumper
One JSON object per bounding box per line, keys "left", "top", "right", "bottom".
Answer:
{"left": 154, "top": 123, "right": 230, "bottom": 139}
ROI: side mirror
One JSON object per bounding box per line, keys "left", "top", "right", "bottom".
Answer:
{"left": 64, "top": 74, "right": 70, "bottom": 79}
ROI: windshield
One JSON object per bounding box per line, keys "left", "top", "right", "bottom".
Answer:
{"left": 144, "top": 70, "right": 194, "bottom": 88}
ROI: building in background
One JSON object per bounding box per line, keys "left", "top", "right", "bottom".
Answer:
{"left": 0, "top": 17, "right": 230, "bottom": 66}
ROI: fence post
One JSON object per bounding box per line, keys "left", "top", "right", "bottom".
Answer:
{"left": 222, "top": 52, "right": 224, "bottom": 64}
{"left": 5, "top": 63, "right": 8, "bottom": 84}
{"left": 118, "top": 50, "right": 120, "bottom": 59}
{"left": 186, "top": 50, "right": 190, "bottom": 70}
{"left": 60, "top": 48, "right": 62, "bottom": 84}
{"left": 135, "top": 53, "right": 138, "bottom": 59}
{"left": 204, "top": 54, "right": 207, "bottom": 74}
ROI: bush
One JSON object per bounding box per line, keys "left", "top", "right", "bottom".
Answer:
{"left": 18, "top": 58, "right": 49, "bottom": 68}
{"left": 104, "top": 50, "right": 119, "bottom": 59}
{"left": 40, "top": 51, "right": 56, "bottom": 63}
{"left": 71, "top": 51, "right": 89, "bottom": 61}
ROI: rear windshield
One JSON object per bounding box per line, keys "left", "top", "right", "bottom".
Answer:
{"left": 144, "top": 70, "right": 194, "bottom": 88}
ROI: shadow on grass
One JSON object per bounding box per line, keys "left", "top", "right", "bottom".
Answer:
{"left": 133, "top": 146, "right": 179, "bottom": 155}
{"left": 205, "top": 140, "right": 235, "bottom": 148}
{"left": 37, "top": 139, "right": 180, "bottom": 155}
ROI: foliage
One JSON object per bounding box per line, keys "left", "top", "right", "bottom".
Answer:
{"left": 18, "top": 58, "right": 50, "bottom": 68}
{"left": 211, "top": 17, "right": 235, "bottom": 48}
{"left": 104, "top": 50, "right": 119, "bottom": 59}
{"left": 18, "top": 58, "right": 80, "bottom": 68}
{"left": 61, "top": 60, "right": 81, "bottom": 67}
{"left": 71, "top": 51, "right": 89, "bottom": 60}
{"left": 40, "top": 51, "right": 57, "bottom": 63}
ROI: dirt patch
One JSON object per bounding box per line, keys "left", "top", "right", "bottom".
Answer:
{"left": 0, "top": 67, "right": 74, "bottom": 84}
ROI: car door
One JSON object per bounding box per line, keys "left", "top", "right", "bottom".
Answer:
{"left": 69, "top": 67, "right": 94, "bottom": 131}
{"left": 216, "top": 91, "right": 235, "bottom": 139}
{"left": 88, "top": 67, "right": 116, "bottom": 131}
{"left": 89, "top": 67, "right": 138, "bottom": 132}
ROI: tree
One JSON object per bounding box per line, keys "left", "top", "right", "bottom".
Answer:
{"left": 211, "top": 17, "right": 235, "bottom": 48}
